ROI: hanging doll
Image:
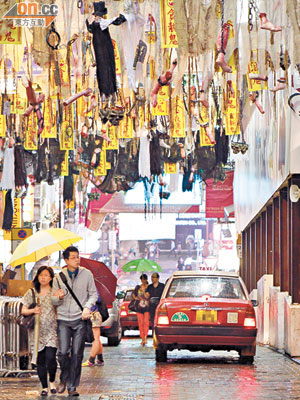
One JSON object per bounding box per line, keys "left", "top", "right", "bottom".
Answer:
{"left": 86, "top": 2, "right": 126, "bottom": 98}
{"left": 22, "top": 76, "right": 45, "bottom": 135}
{"left": 14, "top": 136, "right": 28, "bottom": 197}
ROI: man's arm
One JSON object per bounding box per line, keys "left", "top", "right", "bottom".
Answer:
{"left": 84, "top": 272, "right": 98, "bottom": 309}
{"left": 51, "top": 275, "right": 64, "bottom": 306}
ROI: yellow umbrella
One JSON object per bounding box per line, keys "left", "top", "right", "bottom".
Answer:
{"left": 9, "top": 228, "right": 82, "bottom": 268}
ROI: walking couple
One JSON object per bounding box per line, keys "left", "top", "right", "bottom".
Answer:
{"left": 21, "top": 246, "right": 99, "bottom": 397}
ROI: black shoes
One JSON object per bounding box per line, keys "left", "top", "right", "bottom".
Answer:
{"left": 41, "top": 390, "right": 48, "bottom": 396}
{"left": 68, "top": 389, "right": 80, "bottom": 396}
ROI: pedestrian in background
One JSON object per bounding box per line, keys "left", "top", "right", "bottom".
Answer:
{"left": 177, "top": 257, "right": 184, "bottom": 271}
{"left": 82, "top": 293, "right": 104, "bottom": 367}
{"left": 146, "top": 273, "right": 165, "bottom": 324}
{"left": 170, "top": 240, "right": 176, "bottom": 257}
{"left": 132, "top": 274, "right": 150, "bottom": 346}
{"left": 22, "top": 266, "right": 60, "bottom": 397}
{"left": 52, "top": 246, "right": 98, "bottom": 397}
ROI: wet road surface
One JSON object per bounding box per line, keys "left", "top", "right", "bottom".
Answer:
{"left": 1, "top": 332, "right": 300, "bottom": 400}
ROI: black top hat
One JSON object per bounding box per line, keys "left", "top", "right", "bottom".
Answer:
{"left": 93, "top": 2, "right": 107, "bottom": 16}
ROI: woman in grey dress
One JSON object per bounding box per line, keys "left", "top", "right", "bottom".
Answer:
{"left": 22, "top": 266, "right": 60, "bottom": 396}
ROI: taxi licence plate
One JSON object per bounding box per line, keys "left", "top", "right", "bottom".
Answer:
{"left": 196, "top": 310, "right": 217, "bottom": 323}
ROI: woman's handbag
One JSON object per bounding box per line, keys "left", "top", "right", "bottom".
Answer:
{"left": 59, "top": 272, "right": 94, "bottom": 343}
{"left": 96, "top": 300, "right": 109, "bottom": 323}
{"left": 16, "top": 289, "right": 36, "bottom": 330}
{"left": 85, "top": 319, "right": 94, "bottom": 343}
{"left": 128, "top": 299, "right": 138, "bottom": 312}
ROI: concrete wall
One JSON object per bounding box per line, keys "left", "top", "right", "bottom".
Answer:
{"left": 255, "top": 274, "right": 300, "bottom": 356}
{"left": 256, "top": 275, "right": 273, "bottom": 344}
{"left": 269, "top": 287, "right": 289, "bottom": 350}
{"left": 284, "top": 297, "right": 300, "bottom": 357}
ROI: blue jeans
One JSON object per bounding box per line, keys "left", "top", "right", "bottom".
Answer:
{"left": 57, "top": 319, "right": 86, "bottom": 391}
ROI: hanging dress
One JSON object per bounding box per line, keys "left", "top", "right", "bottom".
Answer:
{"left": 86, "top": 16, "right": 126, "bottom": 97}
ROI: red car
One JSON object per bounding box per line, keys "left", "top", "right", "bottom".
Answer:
{"left": 153, "top": 271, "right": 257, "bottom": 364}
{"left": 119, "top": 289, "right": 138, "bottom": 335}
{"left": 119, "top": 289, "right": 153, "bottom": 335}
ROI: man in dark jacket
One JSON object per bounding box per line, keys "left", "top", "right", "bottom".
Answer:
{"left": 146, "top": 273, "right": 165, "bottom": 323}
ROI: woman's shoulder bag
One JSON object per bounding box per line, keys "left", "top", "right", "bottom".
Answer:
{"left": 16, "top": 288, "right": 36, "bottom": 330}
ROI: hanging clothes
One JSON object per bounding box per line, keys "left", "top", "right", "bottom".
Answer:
{"left": 86, "top": 15, "right": 126, "bottom": 97}
{"left": 2, "top": 190, "right": 13, "bottom": 231}
{"left": 0, "top": 147, "right": 15, "bottom": 190}
{"left": 173, "top": 0, "right": 217, "bottom": 56}
{"left": 149, "top": 129, "right": 164, "bottom": 176}
{"left": 138, "top": 127, "right": 151, "bottom": 179}
{"left": 14, "top": 139, "right": 27, "bottom": 187}
{"left": 120, "top": 1, "right": 145, "bottom": 90}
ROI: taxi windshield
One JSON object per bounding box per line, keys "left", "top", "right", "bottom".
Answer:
{"left": 166, "top": 277, "right": 246, "bottom": 300}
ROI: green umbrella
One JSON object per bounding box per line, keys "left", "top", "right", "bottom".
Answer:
{"left": 122, "top": 258, "right": 162, "bottom": 272}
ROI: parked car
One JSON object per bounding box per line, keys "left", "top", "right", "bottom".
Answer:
{"left": 100, "top": 298, "right": 122, "bottom": 346}
{"left": 119, "top": 289, "right": 153, "bottom": 335}
{"left": 119, "top": 289, "right": 138, "bottom": 335}
{"left": 153, "top": 271, "right": 257, "bottom": 364}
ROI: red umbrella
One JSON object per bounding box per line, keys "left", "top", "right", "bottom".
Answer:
{"left": 80, "top": 257, "right": 117, "bottom": 304}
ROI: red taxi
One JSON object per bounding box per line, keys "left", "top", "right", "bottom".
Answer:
{"left": 153, "top": 271, "right": 257, "bottom": 364}
{"left": 119, "top": 289, "right": 138, "bottom": 335}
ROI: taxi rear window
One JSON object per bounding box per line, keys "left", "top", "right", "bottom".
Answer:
{"left": 125, "top": 290, "right": 134, "bottom": 301}
{"left": 166, "top": 277, "right": 246, "bottom": 300}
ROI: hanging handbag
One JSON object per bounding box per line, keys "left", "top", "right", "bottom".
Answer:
{"left": 59, "top": 272, "right": 94, "bottom": 343}
{"left": 16, "top": 288, "right": 36, "bottom": 330}
{"left": 96, "top": 300, "right": 109, "bottom": 323}
{"left": 128, "top": 299, "right": 138, "bottom": 312}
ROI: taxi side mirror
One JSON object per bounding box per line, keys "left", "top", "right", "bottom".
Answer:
{"left": 251, "top": 299, "right": 258, "bottom": 307}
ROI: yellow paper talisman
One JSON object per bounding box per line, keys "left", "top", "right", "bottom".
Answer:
{"left": 164, "top": 162, "right": 177, "bottom": 174}
{"left": 0, "top": 115, "right": 6, "bottom": 136}
{"left": 106, "top": 125, "right": 118, "bottom": 150}
{"left": 160, "top": 0, "right": 178, "bottom": 48}
{"left": 0, "top": 22, "right": 22, "bottom": 45}
{"left": 247, "top": 60, "right": 268, "bottom": 91}
{"left": 24, "top": 114, "right": 37, "bottom": 150}
{"left": 112, "top": 40, "right": 121, "bottom": 74}
{"left": 94, "top": 145, "right": 107, "bottom": 176}
{"left": 14, "top": 96, "right": 27, "bottom": 114}
{"left": 119, "top": 116, "right": 133, "bottom": 139}
{"left": 42, "top": 98, "right": 57, "bottom": 138}
{"left": 61, "top": 151, "right": 69, "bottom": 176}
{"left": 225, "top": 112, "right": 240, "bottom": 136}
{"left": 60, "top": 121, "right": 74, "bottom": 150}
{"left": 171, "top": 96, "right": 185, "bottom": 138}
{"left": 152, "top": 85, "right": 169, "bottom": 116}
